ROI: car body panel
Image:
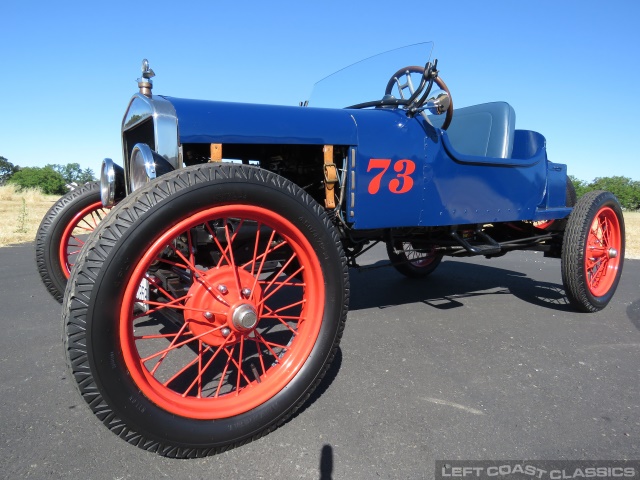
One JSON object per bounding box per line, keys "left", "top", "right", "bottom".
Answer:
{"left": 165, "top": 97, "right": 359, "bottom": 146}
{"left": 151, "top": 95, "right": 570, "bottom": 230}
{"left": 343, "top": 109, "right": 568, "bottom": 229}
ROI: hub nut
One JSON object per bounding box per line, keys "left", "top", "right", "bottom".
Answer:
{"left": 232, "top": 304, "right": 259, "bottom": 330}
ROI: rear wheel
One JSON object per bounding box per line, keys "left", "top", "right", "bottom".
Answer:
{"left": 35, "top": 182, "right": 109, "bottom": 302}
{"left": 386, "top": 241, "right": 442, "bottom": 278}
{"left": 561, "top": 191, "right": 625, "bottom": 312}
{"left": 63, "top": 164, "right": 349, "bottom": 457}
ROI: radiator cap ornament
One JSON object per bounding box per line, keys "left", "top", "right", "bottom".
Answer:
{"left": 137, "top": 59, "right": 155, "bottom": 97}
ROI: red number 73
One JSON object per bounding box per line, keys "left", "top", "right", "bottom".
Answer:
{"left": 366, "top": 158, "right": 416, "bottom": 194}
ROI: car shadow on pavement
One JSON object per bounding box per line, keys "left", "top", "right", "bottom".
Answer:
{"left": 348, "top": 259, "right": 574, "bottom": 313}
{"left": 627, "top": 299, "right": 640, "bottom": 331}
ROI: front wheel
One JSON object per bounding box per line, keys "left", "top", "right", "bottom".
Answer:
{"left": 63, "top": 164, "right": 349, "bottom": 457}
{"left": 561, "top": 191, "right": 625, "bottom": 312}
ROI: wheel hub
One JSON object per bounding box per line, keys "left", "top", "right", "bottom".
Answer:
{"left": 232, "top": 303, "right": 258, "bottom": 330}
{"left": 183, "top": 266, "right": 263, "bottom": 346}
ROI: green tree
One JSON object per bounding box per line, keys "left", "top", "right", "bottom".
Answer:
{"left": 45, "top": 163, "right": 66, "bottom": 179}
{"left": 78, "top": 167, "right": 96, "bottom": 183}
{"left": 45, "top": 162, "right": 91, "bottom": 184}
{"left": 63, "top": 163, "right": 83, "bottom": 184}
{"left": 8, "top": 166, "right": 67, "bottom": 195}
{"left": 568, "top": 175, "right": 589, "bottom": 199}
{"left": 590, "top": 176, "right": 640, "bottom": 210}
{"left": 0, "top": 156, "right": 19, "bottom": 185}
{"left": 45, "top": 163, "right": 84, "bottom": 183}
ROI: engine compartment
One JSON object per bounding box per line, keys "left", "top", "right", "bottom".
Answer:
{"left": 181, "top": 143, "right": 348, "bottom": 207}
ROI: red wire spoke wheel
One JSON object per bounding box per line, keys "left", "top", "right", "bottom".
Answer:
{"left": 385, "top": 240, "right": 442, "bottom": 278}
{"left": 584, "top": 206, "right": 622, "bottom": 297}
{"left": 120, "top": 205, "right": 325, "bottom": 419}
{"left": 561, "top": 191, "right": 625, "bottom": 312}
{"left": 58, "top": 201, "right": 109, "bottom": 278}
{"left": 63, "top": 164, "right": 348, "bottom": 457}
{"left": 35, "top": 182, "right": 107, "bottom": 302}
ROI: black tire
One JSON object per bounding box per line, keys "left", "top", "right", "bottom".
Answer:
{"left": 35, "top": 181, "right": 108, "bottom": 302}
{"left": 566, "top": 177, "right": 578, "bottom": 207}
{"left": 63, "top": 164, "right": 349, "bottom": 458}
{"left": 561, "top": 190, "right": 625, "bottom": 312}
{"left": 385, "top": 241, "right": 443, "bottom": 278}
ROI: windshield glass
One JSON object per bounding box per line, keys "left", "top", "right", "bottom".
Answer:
{"left": 308, "top": 42, "right": 434, "bottom": 109}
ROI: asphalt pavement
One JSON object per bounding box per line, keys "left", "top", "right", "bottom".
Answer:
{"left": 1, "top": 242, "right": 638, "bottom": 479}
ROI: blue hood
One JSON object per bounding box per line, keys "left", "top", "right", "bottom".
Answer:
{"left": 164, "top": 97, "right": 359, "bottom": 146}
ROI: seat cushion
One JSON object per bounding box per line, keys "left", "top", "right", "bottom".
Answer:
{"left": 430, "top": 101, "right": 516, "bottom": 159}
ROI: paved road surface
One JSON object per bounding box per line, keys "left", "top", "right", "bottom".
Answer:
{"left": 1, "top": 242, "right": 638, "bottom": 479}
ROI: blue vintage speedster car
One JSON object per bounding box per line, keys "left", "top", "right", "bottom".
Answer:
{"left": 36, "top": 43, "right": 625, "bottom": 457}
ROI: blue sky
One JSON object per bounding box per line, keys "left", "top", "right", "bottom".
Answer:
{"left": 1, "top": 0, "right": 638, "bottom": 182}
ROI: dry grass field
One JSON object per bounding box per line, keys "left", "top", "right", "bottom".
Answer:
{"left": 0, "top": 185, "right": 639, "bottom": 258}
{"left": 0, "top": 185, "right": 58, "bottom": 247}
{"left": 625, "top": 211, "right": 640, "bottom": 259}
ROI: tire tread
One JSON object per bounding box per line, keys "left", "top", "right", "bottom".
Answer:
{"left": 561, "top": 190, "right": 625, "bottom": 312}
{"left": 63, "top": 164, "right": 349, "bottom": 458}
{"left": 35, "top": 181, "right": 102, "bottom": 301}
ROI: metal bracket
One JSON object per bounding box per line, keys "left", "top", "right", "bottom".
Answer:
{"left": 324, "top": 163, "right": 338, "bottom": 184}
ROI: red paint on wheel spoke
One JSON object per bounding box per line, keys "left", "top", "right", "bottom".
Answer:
{"left": 148, "top": 322, "right": 191, "bottom": 375}
{"left": 136, "top": 295, "right": 191, "bottom": 312}
{"left": 252, "top": 331, "right": 284, "bottom": 363}
{"left": 118, "top": 205, "right": 325, "bottom": 419}
{"left": 143, "top": 274, "right": 183, "bottom": 305}
{"left": 223, "top": 220, "right": 245, "bottom": 299}
{"left": 70, "top": 237, "right": 85, "bottom": 246}
{"left": 59, "top": 202, "right": 109, "bottom": 278}
{"left": 246, "top": 230, "right": 281, "bottom": 296}
{"left": 261, "top": 304, "right": 300, "bottom": 335}
{"left": 157, "top": 257, "right": 190, "bottom": 271}
{"left": 257, "top": 261, "right": 304, "bottom": 308}
{"left": 140, "top": 325, "right": 224, "bottom": 363}
{"left": 164, "top": 339, "right": 229, "bottom": 389}
{"left": 584, "top": 207, "right": 621, "bottom": 297}
{"left": 134, "top": 332, "right": 185, "bottom": 340}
